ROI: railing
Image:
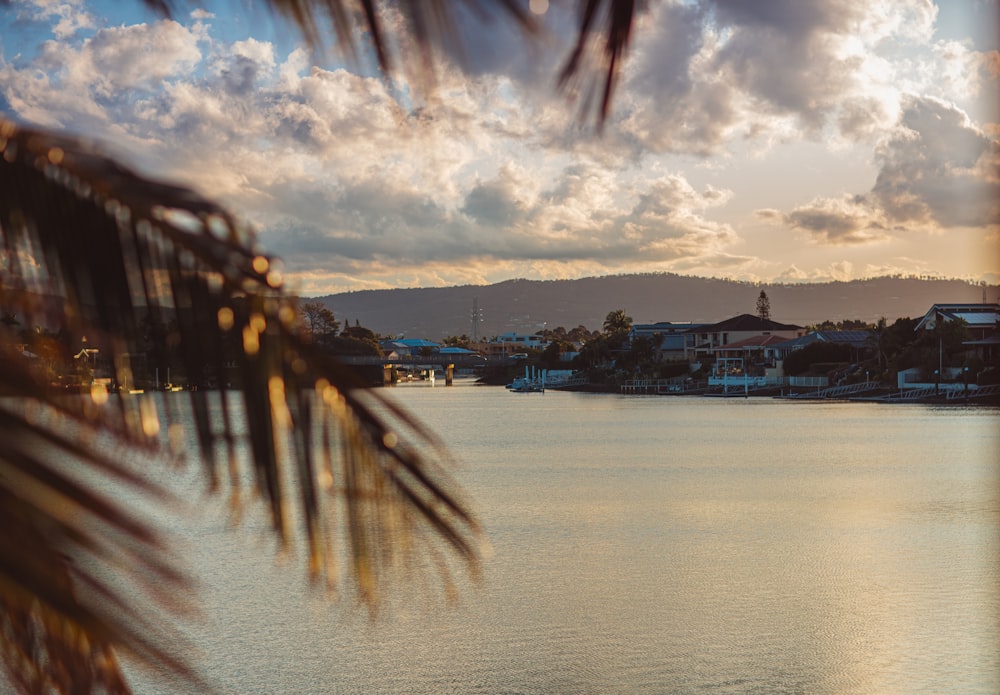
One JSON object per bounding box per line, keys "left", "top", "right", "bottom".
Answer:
{"left": 786, "top": 381, "right": 879, "bottom": 399}
{"left": 621, "top": 379, "right": 708, "bottom": 394}
{"left": 870, "top": 386, "right": 939, "bottom": 402}
{"left": 946, "top": 383, "right": 1000, "bottom": 400}
{"left": 547, "top": 375, "right": 589, "bottom": 390}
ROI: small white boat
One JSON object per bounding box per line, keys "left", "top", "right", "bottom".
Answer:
{"left": 507, "top": 366, "right": 546, "bottom": 393}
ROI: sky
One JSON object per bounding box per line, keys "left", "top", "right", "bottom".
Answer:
{"left": 1, "top": 0, "right": 998, "bottom": 297}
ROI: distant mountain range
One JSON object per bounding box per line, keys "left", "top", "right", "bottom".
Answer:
{"left": 313, "top": 274, "right": 998, "bottom": 340}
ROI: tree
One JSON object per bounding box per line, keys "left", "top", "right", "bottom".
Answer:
{"left": 0, "top": 1, "right": 642, "bottom": 692}
{"left": 756, "top": 290, "right": 771, "bottom": 321}
{"left": 540, "top": 339, "right": 573, "bottom": 369}
{"left": 603, "top": 309, "right": 633, "bottom": 339}
{"left": 334, "top": 322, "right": 382, "bottom": 356}
{"left": 618, "top": 334, "right": 657, "bottom": 374}
{"left": 300, "top": 301, "right": 340, "bottom": 338}
{"left": 443, "top": 334, "right": 471, "bottom": 349}
{"left": 574, "top": 334, "right": 613, "bottom": 369}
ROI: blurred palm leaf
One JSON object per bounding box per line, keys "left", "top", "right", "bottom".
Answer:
{"left": 0, "top": 117, "right": 482, "bottom": 692}
{"left": 0, "top": 1, "right": 640, "bottom": 692}
{"left": 98, "top": 0, "right": 635, "bottom": 124}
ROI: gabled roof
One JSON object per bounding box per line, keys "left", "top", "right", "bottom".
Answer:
{"left": 915, "top": 303, "right": 1000, "bottom": 331}
{"left": 698, "top": 313, "right": 802, "bottom": 332}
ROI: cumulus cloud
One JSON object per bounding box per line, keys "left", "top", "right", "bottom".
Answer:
{"left": 15, "top": 0, "right": 95, "bottom": 39}
{"left": 0, "top": 17, "right": 203, "bottom": 131}
{"left": 761, "top": 96, "right": 999, "bottom": 246}
{"left": 2, "top": 0, "right": 997, "bottom": 291}
{"left": 870, "top": 95, "right": 1000, "bottom": 228}
{"left": 615, "top": 0, "right": 994, "bottom": 156}
{"left": 763, "top": 196, "right": 891, "bottom": 245}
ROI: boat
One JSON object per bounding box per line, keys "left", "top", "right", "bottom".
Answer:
{"left": 507, "top": 376, "right": 544, "bottom": 392}
{"left": 506, "top": 366, "right": 546, "bottom": 393}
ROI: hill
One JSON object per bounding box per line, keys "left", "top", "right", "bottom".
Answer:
{"left": 313, "top": 274, "right": 998, "bottom": 340}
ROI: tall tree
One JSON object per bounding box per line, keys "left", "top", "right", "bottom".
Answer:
{"left": 756, "top": 290, "right": 772, "bottom": 321}
{"left": 0, "top": 1, "right": 644, "bottom": 693}
{"left": 300, "top": 301, "right": 340, "bottom": 337}
{"left": 603, "top": 309, "right": 633, "bottom": 339}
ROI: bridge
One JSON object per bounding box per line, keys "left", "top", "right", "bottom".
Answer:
{"left": 334, "top": 353, "right": 503, "bottom": 385}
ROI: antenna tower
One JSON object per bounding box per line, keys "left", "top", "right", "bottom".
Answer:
{"left": 471, "top": 298, "right": 483, "bottom": 343}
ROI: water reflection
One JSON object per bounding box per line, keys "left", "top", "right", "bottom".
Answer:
{"left": 127, "top": 390, "right": 998, "bottom": 694}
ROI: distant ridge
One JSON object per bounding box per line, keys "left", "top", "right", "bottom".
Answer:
{"left": 314, "top": 274, "right": 998, "bottom": 340}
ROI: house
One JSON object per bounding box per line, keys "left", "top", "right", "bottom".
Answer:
{"left": 914, "top": 303, "right": 1000, "bottom": 340}
{"left": 474, "top": 332, "right": 548, "bottom": 359}
{"left": 629, "top": 322, "right": 706, "bottom": 361}
{"left": 686, "top": 314, "right": 804, "bottom": 363}
{"left": 771, "top": 330, "right": 875, "bottom": 364}
{"left": 713, "top": 334, "right": 790, "bottom": 377}
{"left": 914, "top": 303, "right": 1000, "bottom": 362}
{"left": 379, "top": 338, "right": 441, "bottom": 358}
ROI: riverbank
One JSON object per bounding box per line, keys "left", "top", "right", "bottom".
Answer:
{"left": 540, "top": 380, "right": 1000, "bottom": 405}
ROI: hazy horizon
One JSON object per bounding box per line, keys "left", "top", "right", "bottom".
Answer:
{"left": 305, "top": 270, "right": 999, "bottom": 299}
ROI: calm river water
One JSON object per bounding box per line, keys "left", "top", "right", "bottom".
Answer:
{"left": 123, "top": 386, "right": 999, "bottom": 694}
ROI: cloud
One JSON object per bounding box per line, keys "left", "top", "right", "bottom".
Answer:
{"left": 776, "top": 261, "right": 855, "bottom": 283}
{"left": 461, "top": 167, "right": 529, "bottom": 228}
{"left": 15, "top": 0, "right": 95, "bottom": 39}
{"left": 761, "top": 96, "right": 1000, "bottom": 245}
{"left": 758, "top": 196, "right": 891, "bottom": 245}
{"left": 870, "top": 95, "right": 1000, "bottom": 228}
{"left": 615, "top": 0, "right": 992, "bottom": 157}
{"left": 2, "top": 0, "right": 997, "bottom": 292}
{"left": 0, "top": 17, "right": 203, "bottom": 130}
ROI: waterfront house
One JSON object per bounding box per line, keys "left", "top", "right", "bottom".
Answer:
{"left": 629, "top": 322, "right": 706, "bottom": 361}
{"left": 474, "top": 332, "right": 549, "bottom": 359}
{"left": 712, "top": 334, "right": 790, "bottom": 378}
{"left": 686, "top": 314, "right": 804, "bottom": 364}
{"left": 914, "top": 303, "right": 1000, "bottom": 340}
{"left": 379, "top": 338, "right": 441, "bottom": 358}
{"left": 771, "top": 330, "right": 875, "bottom": 364}
{"left": 914, "top": 303, "right": 1000, "bottom": 362}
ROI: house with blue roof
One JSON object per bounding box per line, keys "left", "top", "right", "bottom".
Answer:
{"left": 629, "top": 322, "right": 706, "bottom": 361}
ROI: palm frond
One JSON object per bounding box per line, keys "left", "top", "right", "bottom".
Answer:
{"left": 99, "top": 0, "right": 634, "bottom": 125}
{"left": 0, "top": 116, "right": 483, "bottom": 691}
{"left": 557, "top": 0, "right": 638, "bottom": 126}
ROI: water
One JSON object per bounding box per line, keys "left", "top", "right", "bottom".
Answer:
{"left": 118, "top": 387, "right": 999, "bottom": 693}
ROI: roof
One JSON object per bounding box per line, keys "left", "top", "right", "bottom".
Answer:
{"left": 698, "top": 313, "right": 803, "bottom": 332}
{"left": 772, "top": 329, "right": 874, "bottom": 350}
{"left": 394, "top": 338, "right": 441, "bottom": 348}
{"left": 718, "top": 334, "right": 789, "bottom": 350}
{"left": 632, "top": 322, "right": 707, "bottom": 334}
{"left": 814, "top": 330, "right": 873, "bottom": 347}
{"left": 915, "top": 303, "right": 1000, "bottom": 331}
{"left": 963, "top": 335, "right": 1000, "bottom": 346}
{"left": 438, "top": 346, "right": 478, "bottom": 354}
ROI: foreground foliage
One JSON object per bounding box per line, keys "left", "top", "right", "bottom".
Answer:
{"left": 0, "top": 1, "right": 641, "bottom": 691}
